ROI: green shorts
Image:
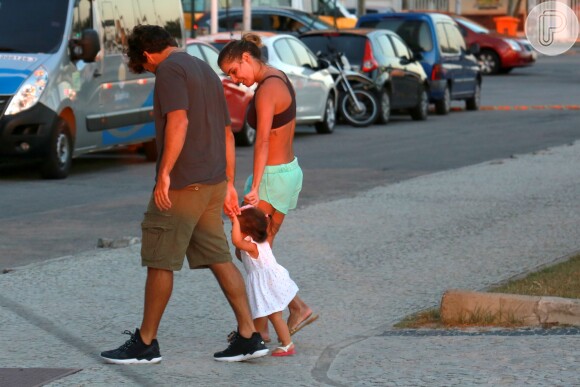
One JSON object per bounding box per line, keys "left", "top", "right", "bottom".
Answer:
{"left": 244, "top": 157, "right": 303, "bottom": 215}
{"left": 141, "top": 180, "right": 232, "bottom": 271}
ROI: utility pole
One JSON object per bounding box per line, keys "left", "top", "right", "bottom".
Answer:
{"left": 357, "top": 0, "right": 366, "bottom": 17}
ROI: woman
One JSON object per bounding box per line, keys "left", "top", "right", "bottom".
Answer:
{"left": 218, "top": 33, "right": 318, "bottom": 341}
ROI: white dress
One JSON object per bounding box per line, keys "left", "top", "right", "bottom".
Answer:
{"left": 241, "top": 237, "right": 299, "bottom": 319}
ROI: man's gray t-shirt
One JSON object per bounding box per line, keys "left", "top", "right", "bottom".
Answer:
{"left": 153, "top": 51, "right": 231, "bottom": 189}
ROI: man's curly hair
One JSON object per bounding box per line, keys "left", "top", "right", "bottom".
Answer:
{"left": 126, "top": 25, "right": 177, "bottom": 73}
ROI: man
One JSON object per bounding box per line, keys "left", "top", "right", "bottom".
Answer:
{"left": 100, "top": 25, "right": 268, "bottom": 364}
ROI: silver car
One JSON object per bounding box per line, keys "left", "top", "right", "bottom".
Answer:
{"left": 261, "top": 34, "right": 337, "bottom": 134}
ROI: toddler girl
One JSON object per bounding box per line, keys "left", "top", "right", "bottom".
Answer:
{"left": 228, "top": 205, "right": 298, "bottom": 356}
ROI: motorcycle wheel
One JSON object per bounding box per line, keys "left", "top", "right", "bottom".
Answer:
{"left": 339, "top": 89, "right": 378, "bottom": 128}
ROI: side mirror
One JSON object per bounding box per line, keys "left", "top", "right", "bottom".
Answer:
{"left": 69, "top": 29, "right": 101, "bottom": 62}
{"left": 317, "top": 58, "right": 330, "bottom": 70}
{"left": 468, "top": 43, "right": 480, "bottom": 56}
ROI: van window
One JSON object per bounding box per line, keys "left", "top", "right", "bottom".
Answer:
{"left": 443, "top": 23, "right": 466, "bottom": 53}
{"left": 72, "top": 0, "right": 93, "bottom": 39}
{"left": 373, "top": 19, "right": 433, "bottom": 53}
{"left": 0, "top": 0, "right": 68, "bottom": 53}
{"left": 436, "top": 23, "right": 452, "bottom": 54}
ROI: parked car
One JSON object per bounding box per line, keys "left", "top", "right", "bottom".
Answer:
{"left": 196, "top": 31, "right": 276, "bottom": 51}
{"left": 300, "top": 29, "right": 429, "bottom": 123}
{"left": 260, "top": 34, "right": 337, "bottom": 133}
{"left": 452, "top": 15, "right": 536, "bottom": 75}
{"left": 357, "top": 12, "right": 482, "bottom": 115}
{"left": 194, "top": 7, "right": 333, "bottom": 36}
{"left": 186, "top": 39, "right": 256, "bottom": 145}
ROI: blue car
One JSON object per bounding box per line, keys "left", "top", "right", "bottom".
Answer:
{"left": 357, "top": 12, "right": 482, "bottom": 114}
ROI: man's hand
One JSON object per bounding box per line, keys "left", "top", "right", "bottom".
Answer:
{"left": 224, "top": 183, "right": 240, "bottom": 218}
{"left": 154, "top": 174, "right": 172, "bottom": 211}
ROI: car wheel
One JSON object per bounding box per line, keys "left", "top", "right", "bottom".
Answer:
{"left": 410, "top": 86, "right": 429, "bottom": 121}
{"left": 234, "top": 120, "right": 256, "bottom": 146}
{"left": 315, "top": 95, "right": 336, "bottom": 134}
{"left": 479, "top": 49, "right": 500, "bottom": 75}
{"left": 434, "top": 85, "right": 450, "bottom": 115}
{"left": 40, "top": 118, "right": 73, "bottom": 179}
{"left": 465, "top": 82, "right": 481, "bottom": 111}
{"left": 377, "top": 88, "right": 390, "bottom": 124}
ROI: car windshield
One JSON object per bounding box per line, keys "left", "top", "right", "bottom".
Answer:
{"left": 301, "top": 35, "right": 366, "bottom": 67}
{"left": 455, "top": 17, "right": 489, "bottom": 34}
{"left": 0, "top": 0, "right": 69, "bottom": 54}
{"left": 371, "top": 19, "right": 433, "bottom": 53}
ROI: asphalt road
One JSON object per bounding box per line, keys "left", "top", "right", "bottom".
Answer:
{"left": 0, "top": 53, "right": 578, "bottom": 270}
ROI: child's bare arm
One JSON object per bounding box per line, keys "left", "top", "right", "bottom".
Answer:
{"left": 230, "top": 216, "right": 258, "bottom": 258}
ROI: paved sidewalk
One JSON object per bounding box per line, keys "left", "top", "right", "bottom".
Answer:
{"left": 1, "top": 141, "right": 580, "bottom": 386}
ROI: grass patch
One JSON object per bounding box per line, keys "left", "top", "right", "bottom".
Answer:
{"left": 395, "top": 253, "right": 580, "bottom": 329}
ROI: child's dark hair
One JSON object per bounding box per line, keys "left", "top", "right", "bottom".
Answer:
{"left": 238, "top": 207, "right": 268, "bottom": 243}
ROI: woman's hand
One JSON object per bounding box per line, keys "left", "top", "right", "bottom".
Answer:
{"left": 244, "top": 187, "right": 260, "bottom": 206}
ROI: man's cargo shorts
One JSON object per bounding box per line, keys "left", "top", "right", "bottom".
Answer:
{"left": 140, "top": 180, "right": 232, "bottom": 271}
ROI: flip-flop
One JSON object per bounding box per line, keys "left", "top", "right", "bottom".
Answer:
{"left": 289, "top": 313, "right": 319, "bottom": 336}
{"left": 271, "top": 342, "right": 296, "bottom": 357}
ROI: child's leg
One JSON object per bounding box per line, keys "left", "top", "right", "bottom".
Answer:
{"left": 268, "top": 311, "right": 294, "bottom": 354}
{"left": 253, "top": 316, "right": 269, "bottom": 341}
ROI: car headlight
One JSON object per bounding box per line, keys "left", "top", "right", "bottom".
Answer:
{"left": 5, "top": 66, "right": 49, "bottom": 115}
{"left": 503, "top": 39, "right": 522, "bottom": 51}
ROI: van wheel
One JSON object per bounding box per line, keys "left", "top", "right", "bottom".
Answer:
{"left": 410, "top": 86, "right": 429, "bottom": 121}
{"left": 377, "top": 89, "right": 391, "bottom": 124}
{"left": 435, "top": 86, "right": 450, "bottom": 115}
{"left": 41, "top": 118, "right": 73, "bottom": 179}
{"left": 142, "top": 140, "right": 158, "bottom": 161}
{"left": 234, "top": 121, "right": 256, "bottom": 146}
{"left": 466, "top": 83, "right": 481, "bottom": 111}
{"left": 315, "top": 95, "right": 336, "bottom": 134}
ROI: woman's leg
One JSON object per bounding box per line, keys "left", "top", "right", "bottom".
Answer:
{"left": 257, "top": 201, "right": 316, "bottom": 335}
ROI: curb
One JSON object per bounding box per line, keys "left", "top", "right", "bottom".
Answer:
{"left": 440, "top": 289, "right": 580, "bottom": 327}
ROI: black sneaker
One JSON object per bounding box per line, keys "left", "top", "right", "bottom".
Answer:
{"left": 214, "top": 332, "right": 269, "bottom": 362}
{"left": 100, "top": 328, "right": 162, "bottom": 365}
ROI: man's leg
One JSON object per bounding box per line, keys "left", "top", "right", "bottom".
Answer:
{"left": 209, "top": 261, "right": 256, "bottom": 338}
{"left": 140, "top": 267, "right": 173, "bottom": 344}
{"left": 100, "top": 266, "right": 170, "bottom": 364}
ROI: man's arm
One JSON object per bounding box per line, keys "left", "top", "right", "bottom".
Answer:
{"left": 154, "top": 109, "right": 188, "bottom": 211}
{"left": 223, "top": 125, "right": 239, "bottom": 217}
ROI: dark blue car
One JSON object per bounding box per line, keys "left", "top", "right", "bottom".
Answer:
{"left": 357, "top": 12, "right": 482, "bottom": 114}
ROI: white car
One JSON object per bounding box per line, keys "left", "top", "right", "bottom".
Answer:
{"left": 261, "top": 34, "right": 337, "bottom": 134}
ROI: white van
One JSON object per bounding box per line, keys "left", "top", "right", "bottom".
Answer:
{"left": 0, "top": 0, "right": 185, "bottom": 178}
